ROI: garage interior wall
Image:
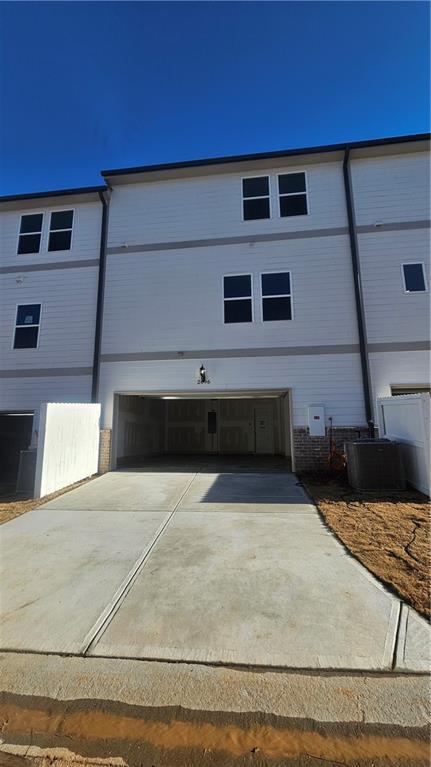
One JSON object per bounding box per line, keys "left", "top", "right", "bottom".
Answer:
{"left": 116, "top": 396, "right": 164, "bottom": 460}
{"left": 115, "top": 395, "right": 290, "bottom": 465}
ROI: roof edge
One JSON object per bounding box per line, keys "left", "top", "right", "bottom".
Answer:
{"left": 101, "top": 133, "right": 430, "bottom": 178}
{"left": 0, "top": 185, "right": 108, "bottom": 204}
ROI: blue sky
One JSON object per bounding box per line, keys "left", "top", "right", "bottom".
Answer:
{"left": 0, "top": 1, "right": 429, "bottom": 195}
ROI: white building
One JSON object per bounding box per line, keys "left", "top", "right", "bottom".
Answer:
{"left": 1, "top": 134, "right": 429, "bottom": 480}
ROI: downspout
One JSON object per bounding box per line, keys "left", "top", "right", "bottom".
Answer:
{"left": 91, "top": 188, "right": 111, "bottom": 402}
{"left": 342, "top": 147, "right": 373, "bottom": 425}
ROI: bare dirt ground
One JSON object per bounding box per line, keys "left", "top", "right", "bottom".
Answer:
{"left": 0, "top": 477, "right": 96, "bottom": 526}
{"left": 0, "top": 691, "right": 429, "bottom": 767}
{"left": 302, "top": 474, "right": 430, "bottom": 620}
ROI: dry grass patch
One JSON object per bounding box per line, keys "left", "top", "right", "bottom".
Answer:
{"left": 0, "top": 476, "right": 97, "bottom": 526}
{"left": 302, "top": 475, "right": 430, "bottom": 620}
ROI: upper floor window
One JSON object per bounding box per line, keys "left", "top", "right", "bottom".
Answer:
{"left": 13, "top": 304, "right": 41, "bottom": 349}
{"left": 402, "top": 263, "right": 427, "bottom": 293}
{"left": 17, "top": 214, "right": 43, "bottom": 254}
{"left": 48, "top": 210, "right": 74, "bottom": 251}
{"left": 261, "top": 272, "right": 292, "bottom": 321}
{"left": 224, "top": 274, "right": 253, "bottom": 323}
{"left": 278, "top": 173, "right": 308, "bottom": 217}
{"left": 242, "top": 177, "right": 270, "bottom": 221}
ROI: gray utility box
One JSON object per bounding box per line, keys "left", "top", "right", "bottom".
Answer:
{"left": 345, "top": 439, "right": 405, "bottom": 490}
{"left": 16, "top": 448, "right": 37, "bottom": 495}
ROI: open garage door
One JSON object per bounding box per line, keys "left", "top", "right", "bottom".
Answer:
{"left": 113, "top": 393, "right": 291, "bottom": 469}
{"left": 0, "top": 412, "right": 33, "bottom": 491}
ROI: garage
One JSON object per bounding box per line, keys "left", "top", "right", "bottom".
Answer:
{"left": 0, "top": 412, "right": 33, "bottom": 490}
{"left": 112, "top": 392, "right": 292, "bottom": 469}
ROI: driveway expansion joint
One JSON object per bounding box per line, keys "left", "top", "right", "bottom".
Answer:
{"left": 80, "top": 472, "right": 199, "bottom": 656}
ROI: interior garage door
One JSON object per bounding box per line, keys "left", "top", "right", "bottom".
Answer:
{"left": 165, "top": 398, "right": 281, "bottom": 455}
{"left": 115, "top": 394, "right": 290, "bottom": 467}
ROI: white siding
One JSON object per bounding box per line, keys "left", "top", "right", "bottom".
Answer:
{"left": 352, "top": 151, "right": 430, "bottom": 413}
{"left": 102, "top": 235, "right": 358, "bottom": 353}
{"left": 358, "top": 229, "right": 430, "bottom": 343}
{"left": 0, "top": 375, "right": 92, "bottom": 413}
{"left": 99, "top": 354, "right": 366, "bottom": 430}
{"left": 351, "top": 151, "right": 430, "bottom": 225}
{"left": 370, "top": 351, "right": 430, "bottom": 404}
{"left": 2, "top": 144, "right": 428, "bottom": 441}
{"left": 0, "top": 199, "right": 101, "bottom": 415}
{"left": 107, "top": 161, "right": 347, "bottom": 247}
{"left": 0, "top": 201, "right": 102, "bottom": 267}
{"left": 0, "top": 266, "right": 98, "bottom": 369}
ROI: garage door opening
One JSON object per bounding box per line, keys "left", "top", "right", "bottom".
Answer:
{"left": 0, "top": 412, "right": 33, "bottom": 490}
{"left": 113, "top": 393, "right": 292, "bottom": 470}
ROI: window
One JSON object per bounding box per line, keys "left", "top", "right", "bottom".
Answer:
{"left": 13, "top": 304, "right": 41, "bottom": 349}
{"left": 391, "top": 385, "right": 431, "bottom": 396}
{"left": 242, "top": 177, "right": 270, "bottom": 221}
{"left": 48, "top": 210, "right": 73, "bottom": 251}
{"left": 261, "top": 272, "right": 292, "bottom": 321}
{"left": 17, "top": 214, "right": 43, "bottom": 254}
{"left": 278, "top": 173, "right": 308, "bottom": 217}
{"left": 223, "top": 275, "right": 252, "bottom": 323}
{"left": 402, "top": 263, "right": 427, "bottom": 292}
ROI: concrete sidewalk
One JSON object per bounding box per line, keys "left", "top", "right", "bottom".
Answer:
{"left": 0, "top": 464, "right": 429, "bottom": 670}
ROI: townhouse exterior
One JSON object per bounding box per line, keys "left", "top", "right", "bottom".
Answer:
{"left": 1, "top": 134, "right": 430, "bottom": 481}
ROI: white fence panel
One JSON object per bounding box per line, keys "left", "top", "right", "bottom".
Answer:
{"left": 34, "top": 403, "right": 101, "bottom": 498}
{"left": 377, "top": 394, "right": 430, "bottom": 496}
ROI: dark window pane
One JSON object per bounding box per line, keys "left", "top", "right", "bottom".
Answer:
{"left": 404, "top": 263, "right": 426, "bottom": 292}
{"left": 224, "top": 299, "right": 252, "bottom": 323}
{"left": 243, "top": 198, "right": 270, "bottom": 221}
{"left": 50, "top": 210, "right": 73, "bottom": 230}
{"left": 224, "top": 274, "right": 251, "bottom": 298}
{"left": 242, "top": 177, "right": 269, "bottom": 198}
{"left": 13, "top": 326, "right": 39, "bottom": 349}
{"left": 48, "top": 230, "right": 72, "bottom": 251}
{"left": 280, "top": 194, "right": 308, "bottom": 217}
{"left": 262, "top": 297, "right": 292, "bottom": 321}
{"left": 20, "top": 213, "right": 43, "bottom": 234}
{"left": 16, "top": 304, "right": 41, "bottom": 325}
{"left": 17, "top": 233, "right": 41, "bottom": 254}
{"left": 278, "top": 173, "right": 306, "bottom": 195}
{"left": 262, "top": 272, "right": 290, "bottom": 296}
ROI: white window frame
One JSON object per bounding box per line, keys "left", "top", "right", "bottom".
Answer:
{"left": 401, "top": 262, "right": 428, "bottom": 293}
{"left": 16, "top": 212, "right": 44, "bottom": 255}
{"left": 241, "top": 175, "right": 271, "bottom": 222}
{"left": 260, "top": 270, "right": 294, "bottom": 322}
{"left": 277, "top": 171, "right": 309, "bottom": 218}
{"left": 222, "top": 273, "right": 254, "bottom": 324}
{"left": 48, "top": 209, "right": 75, "bottom": 252}
{"left": 13, "top": 303, "right": 42, "bottom": 350}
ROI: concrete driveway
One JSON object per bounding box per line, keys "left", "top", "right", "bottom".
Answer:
{"left": 0, "top": 459, "right": 429, "bottom": 670}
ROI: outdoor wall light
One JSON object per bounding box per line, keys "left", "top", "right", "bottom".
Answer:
{"left": 197, "top": 364, "right": 210, "bottom": 384}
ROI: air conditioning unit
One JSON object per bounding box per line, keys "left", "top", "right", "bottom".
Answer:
{"left": 345, "top": 439, "right": 405, "bottom": 490}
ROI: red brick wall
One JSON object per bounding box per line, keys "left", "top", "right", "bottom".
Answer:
{"left": 293, "top": 426, "right": 367, "bottom": 472}
{"left": 98, "top": 428, "right": 112, "bottom": 474}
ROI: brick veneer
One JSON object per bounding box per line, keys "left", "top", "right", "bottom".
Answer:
{"left": 293, "top": 426, "right": 368, "bottom": 472}
{"left": 98, "top": 428, "right": 112, "bottom": 474}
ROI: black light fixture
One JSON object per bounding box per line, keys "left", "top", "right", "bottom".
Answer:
{"left": 197, "top": 364, "right": 210, "bottom": 384}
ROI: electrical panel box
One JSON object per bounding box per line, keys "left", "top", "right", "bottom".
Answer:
{"left": 308, "top": 405, "right": 325, "bottom": 437}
